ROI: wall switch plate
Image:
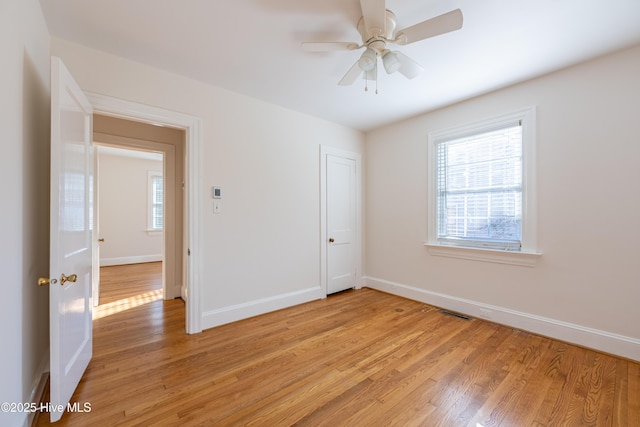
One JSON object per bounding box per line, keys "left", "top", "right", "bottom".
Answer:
{"left": 213, "top": 201, "right": 222, "bottom": 214}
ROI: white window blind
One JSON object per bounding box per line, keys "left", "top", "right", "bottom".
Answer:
{"left": 436, "top": 121, "right": 523, "bottom": 251}
{"left": 150, "top": 174, "right": 163, "bottom": 230}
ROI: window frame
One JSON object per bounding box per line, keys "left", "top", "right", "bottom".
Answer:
{"left": 426, "top": 107, "right": 541, "bottom": 266}
{"left": 147, "top": 171, "right": 164, "bottom": 233}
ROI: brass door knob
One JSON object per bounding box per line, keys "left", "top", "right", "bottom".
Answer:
{"left": 329, "top": 238, "right": 335, "bottom": 243}
{"left": 98, "top": 238, "right": 105, "bottom": 243}
{"left": 60, "top": 273, "right": 78, "bottom": 286}
{"left": 38, "top": 277, "right": 59, "bottom": 286}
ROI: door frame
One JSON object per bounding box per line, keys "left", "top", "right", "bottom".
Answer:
{"left": 87, "top": 92, "right": 203, "bottom": 334}
{"left": 320, "top": 145, "right": 363, "bottom": 296}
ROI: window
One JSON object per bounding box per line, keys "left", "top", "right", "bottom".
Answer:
{"left": 148, "top": 172, "right": 163, "bottom": 231}
{"left": 437, "top": 123, "right": 522, "bottom": 250}
{"left": 427, "top": 107, "right": 539, "bottom": 265}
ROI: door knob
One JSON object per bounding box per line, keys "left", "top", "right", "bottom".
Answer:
{"left": 98, "top": 238, "right": 105, "bottom": 243}
{"left": 38, "top": 277, "right": 59, "bottom": 286}
{"left": 329, "top": 238, "right": 335, "bottom": 243}
{"left": 60, "top": 273, "right": 78, "bottom": 286}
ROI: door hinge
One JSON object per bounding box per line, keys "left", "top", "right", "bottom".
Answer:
{"left": 187, "top": 248, "right": 191, "bottom": 256}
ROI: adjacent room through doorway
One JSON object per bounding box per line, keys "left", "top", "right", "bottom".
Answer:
{"left": 92, "top": 114, "right": 187, "bottom": 314}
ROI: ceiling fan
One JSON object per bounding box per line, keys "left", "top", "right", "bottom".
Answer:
{"left": 302, "top": 0, "right": 463, "bottom": 90}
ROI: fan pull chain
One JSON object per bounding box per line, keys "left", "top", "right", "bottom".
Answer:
{"left": 375, "top": 61, "right": 379, "bottom": 94}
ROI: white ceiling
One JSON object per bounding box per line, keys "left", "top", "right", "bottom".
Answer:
{"left": 39, "top": 0, "right": 640, "bottom": 132}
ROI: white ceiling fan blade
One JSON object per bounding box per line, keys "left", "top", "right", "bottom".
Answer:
{"left": 301, "top": 42, "right": 360, "bottom": 52}
{"left": 395, "top": 9, "right": 463, "bottom": 45}
{"left": 338, "top": 61, "right": 364, "bottom": 86}
{"left": 359, "top": 0, "right": 386, "bottom": 37}
{"left": 395, "top": 52, "right": 424, "bottom": 79}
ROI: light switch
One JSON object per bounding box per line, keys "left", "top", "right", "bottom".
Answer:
{"left": 213, "top": 201, "right": 222, "bottom": 214}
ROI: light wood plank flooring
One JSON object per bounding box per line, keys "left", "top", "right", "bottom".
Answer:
{"left": 36, "top": 262, "right": 640, "bottom": 426}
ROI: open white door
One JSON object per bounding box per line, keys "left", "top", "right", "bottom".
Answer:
{"left": 48, "top": 56, "right": 93, "bottom": 422}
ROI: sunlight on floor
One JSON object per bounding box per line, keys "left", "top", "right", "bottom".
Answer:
{"left": 93, "top": 289, "right": 163, "bottom": 320}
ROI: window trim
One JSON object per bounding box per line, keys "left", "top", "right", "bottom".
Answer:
{"left": 426, "top": 106, "right": 541, "bottom": 266}
{"left": 147, "top": 171, "right": 164, "bottom": 233}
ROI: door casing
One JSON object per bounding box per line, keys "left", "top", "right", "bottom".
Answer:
{"left": 86, "top": 92, "right": 203, "bottom": 334}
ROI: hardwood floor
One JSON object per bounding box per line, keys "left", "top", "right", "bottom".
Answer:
{"left": 36, "top": 263, "right": 640, "bottom": 426}
{"left": 97, "top": 262, "right": 163, "bottom": 304}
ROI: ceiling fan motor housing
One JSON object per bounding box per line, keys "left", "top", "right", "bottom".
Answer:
{"left": 357, "top": 10, "right": 398, "bottom": 55}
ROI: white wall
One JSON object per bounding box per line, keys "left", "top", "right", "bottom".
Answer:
{"left": 0, "top": 0, "right": 51, "bottom": 425}
{"left": 364, "top": 45, "right": 640, "bottom": 360}
{"left": 97, "top": 148, "right": 163, "bottom": 266}
{"left": 51, "top": 38, "right": 365, "bottom": 327}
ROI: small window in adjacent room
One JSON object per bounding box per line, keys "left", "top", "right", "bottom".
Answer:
{"left": 148, "top": 172, "right": 164, "bottom": 231}
{"left": 427, "top": 107, "right": 540, "bottom": 265}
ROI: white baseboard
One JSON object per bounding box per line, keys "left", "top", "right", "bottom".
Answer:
{"left": 202, "top": 286, "right": 324, "bottom": 330}
{"left": 100, "top": 255, "right": 162, "bottom": 266}
{"left": 364, "top": 276, "right": 640, "bottom": 362}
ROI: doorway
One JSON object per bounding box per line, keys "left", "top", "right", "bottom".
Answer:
{"left": 87, "top": 92, "right": 202, "bottom": 334}
{"left": 93, "top": 114, "right": 185, "bottom": 306}
{"left": 94, "top": 143, "right": 166, "bottom": 307}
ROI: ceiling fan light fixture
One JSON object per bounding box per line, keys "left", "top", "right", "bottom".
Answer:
{"left": 382, "top": 49, "right": 401, "bottom": 74}
{"left": 358, "top": 48, "right": 377, "bottom": 72}
{"left": 302, "top": 1, "right": 463, "bottom": 88}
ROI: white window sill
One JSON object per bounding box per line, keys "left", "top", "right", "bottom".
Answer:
{"left": 425, "top": 243, "right": 542, "bottom": 267}
{"left": 146, "top": 229, "right": 164, "bottom": 236}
